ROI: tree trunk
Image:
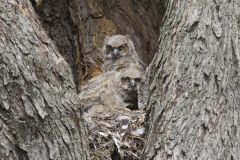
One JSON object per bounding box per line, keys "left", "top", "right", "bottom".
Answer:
{"left": 0, "top": 1, "right": 89, "bottom": 159}
{"left": 142, "top": 0, "right": 240, "bottom": 159}
{"left": 2, "top": 0, "right": 239, "bottom": 160}
{"left": 68, "top": 0, "right": 165, "bottom": 87}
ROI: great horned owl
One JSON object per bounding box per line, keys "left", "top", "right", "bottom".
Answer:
{"left": 102, "top": 35, "right": 140, "bottom": 72}
{"left": 79, "top": 66, "right": 143, "bottom": 113}
{"left": 113, "top": 66, "right": 143, "bottom": 110}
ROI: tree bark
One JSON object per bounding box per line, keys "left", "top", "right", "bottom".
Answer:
{"left": 68, "top": 0, "right": 165, "bottom": 87}
{"left": 142, "top": 0, "right": 240, "bottom": 159}
{"left": 0, "top": 1, "right": 89, "bottom": 159}
{"left": 2, "top": 0, "right": 239, "bottom": 160}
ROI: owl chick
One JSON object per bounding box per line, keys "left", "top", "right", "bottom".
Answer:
{"left": 102, "top": 35, "right": 140, "bottom": 72}
{"left": 112, "top": 66, "right": 143, "bottom": 110}
{"left": 79, "top": 66, "right": 143, "bottom": 113}
{"left": 79, "top": 71, "right": 116, "bottom": 112}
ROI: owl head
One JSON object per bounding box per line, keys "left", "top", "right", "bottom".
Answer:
{"left": 103, "top": 35, "right": 134, "bottom": 61}
{"left": 118, "top": 67, "right": 143, "bottom": 93}
{"left": 112, "top": 66, "right": 143, "bottom": 110}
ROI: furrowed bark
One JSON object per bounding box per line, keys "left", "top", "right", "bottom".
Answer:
{"left": 2, "top": 0, "right": 238, "bottom": 160}
{"left": 142, "top": 0, "right": 240, "bottom": 159}
{"left": 0, "top": 1, "right": 89, "bottom": 159}
{"left": 68, "top": 0, "right": 165, "bottom": 86}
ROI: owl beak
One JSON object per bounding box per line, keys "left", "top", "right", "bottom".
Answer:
{"left": 129, "top": 79, "right": 136, "bottom": 89}
{"left": 113, "top": 49, "right": 118, "bottom": 54}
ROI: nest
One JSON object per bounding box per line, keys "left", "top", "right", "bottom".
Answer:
{"left": 84, "top": 107, "right": 146, "bottom": 160}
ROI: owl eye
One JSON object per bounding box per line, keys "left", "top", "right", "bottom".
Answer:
{"left": 119, "top": 44, "right": 127, "bottom": 51}
{"left": 121, "top": 76, "right": 130, "bottom": 82}
{"left": 106, "top": 45, "right": 113, "bottom": 53}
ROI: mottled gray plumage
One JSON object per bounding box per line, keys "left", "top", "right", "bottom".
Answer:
{"left": 79, "top": 67, "right": 143, "bottom": 112}
{"left": 102, "top": 35, "right": 140, "bottom": 72}
{"left": 80, "top": 35, "right": 144, "bottom": 113}
{"left": 79, "top": 35, "right": 145, "bottom": 159}
{"left": 112, "top": 66, "right": 143, "bottom": 110}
